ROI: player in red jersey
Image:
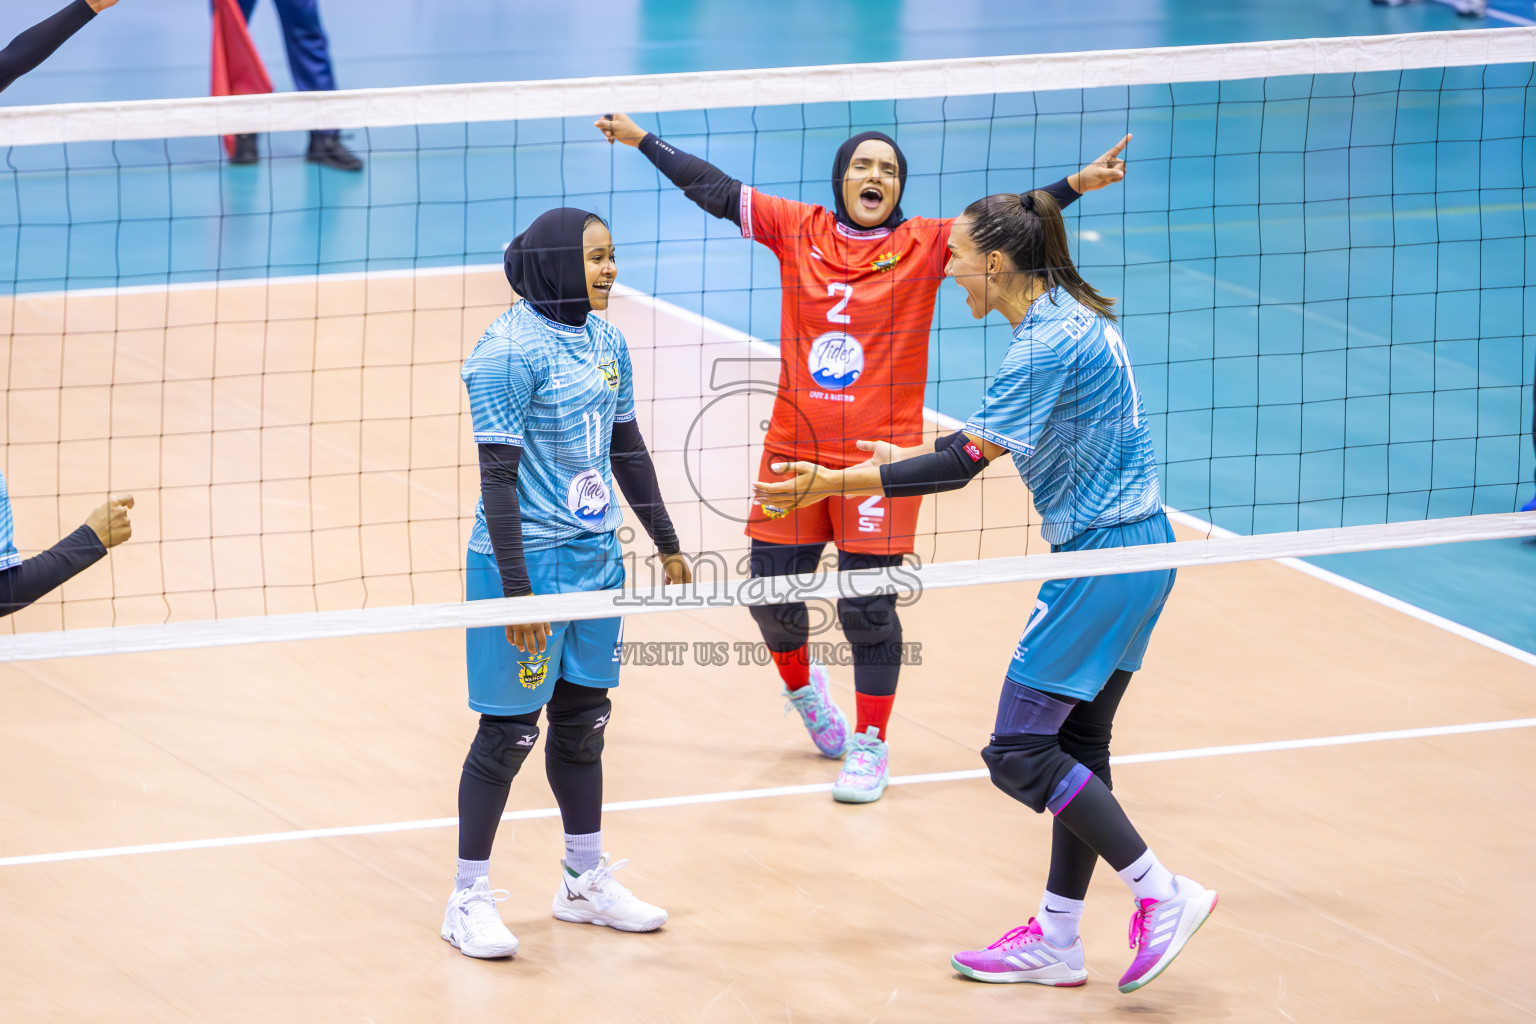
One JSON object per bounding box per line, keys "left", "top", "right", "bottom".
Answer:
{"left": 598, "top": 112, "right": 1128, "bottom": 800}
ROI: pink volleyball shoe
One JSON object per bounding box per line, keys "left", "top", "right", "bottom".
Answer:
{"left": 1117, "top": 875, "right": 1218, "bottom": 993}
{"left": 783, "top": 659, "right": 848, "bottom": 758}
{"left": 951, "top": 919, "right": 1088, "bottom": 986}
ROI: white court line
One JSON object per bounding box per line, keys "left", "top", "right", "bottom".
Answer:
{"left": 1164, "top": 510, "right": 1536, "bottom": 671}
{"left": 1427, "top": 0, "right": 1536, "bottom": 27}
{"left": 1, "top": 716, "right": 1531, "bottom": 870}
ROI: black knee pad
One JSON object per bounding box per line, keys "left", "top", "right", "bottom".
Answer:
{"left": 462, "top": 716, "right": 540, "bottom": 786}
{"left": 545, "top": 695, "right": 612, "bottom": 765}
{"left": 749, "top": 599, "right": 810, "bottom": 651}
{"left": 980, "top": 733, "right": 1080, "bottom": 814}
{"left": 838, "top": 591, "right": 899, "bottom": 647}
{"left": 1058, "top": 719, "right": 1113, "bottom": 787}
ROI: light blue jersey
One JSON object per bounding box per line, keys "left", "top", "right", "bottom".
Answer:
{"left": 0, "top": 471, "right": 19, "bottom": 570}
{"left": 463, "top": 301, "right": 635, "bottom": 554}
{"left": 964, "top": 288, "right": 1161, "bottom": 546}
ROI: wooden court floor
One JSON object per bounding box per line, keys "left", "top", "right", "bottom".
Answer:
{"left": 0, "top": 272, "right": 1533, "bottom": 1021}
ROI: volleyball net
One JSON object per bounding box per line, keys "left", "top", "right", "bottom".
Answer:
{"left": 0, "top": 27, "right": 1533, "bottom": 660}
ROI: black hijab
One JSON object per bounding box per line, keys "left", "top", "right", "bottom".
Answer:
{"left": 830, "top": 131, "right": 908, "bottom": 231}
{"left": 504, "top": 207, "right": 603, "bottom": 327}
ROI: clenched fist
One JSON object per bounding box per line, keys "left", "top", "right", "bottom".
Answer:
{"left": 86, "top": 494, "right": 133, "bottom": 548}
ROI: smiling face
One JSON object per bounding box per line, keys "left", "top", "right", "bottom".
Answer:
{"left": 840, "top": 138, "right": 901, "bottom": 228}
{"left": 583, "top": 220, "right": 616, "bottom": 310}
{"left": 944, "top": 216, "right": 996, "bottom": 320}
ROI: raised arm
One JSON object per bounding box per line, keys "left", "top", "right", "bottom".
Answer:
{"left": 596, "top": 113, "right": 744, "bottom": 226}
{"left": 0, "top": 0, "right": 113, "bottom": 95}
{"left": 1058, "top": 133, "right": 1131, "bottom": 203}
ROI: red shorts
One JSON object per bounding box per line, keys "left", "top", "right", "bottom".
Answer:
{"left": 746, "top": 449, "right": 922, "bottom": 556}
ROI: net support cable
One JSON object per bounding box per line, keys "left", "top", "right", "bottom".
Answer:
{"left": 0, "top": 512, "right": 1529, "bottom": 663}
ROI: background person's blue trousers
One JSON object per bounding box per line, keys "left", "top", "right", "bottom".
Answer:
{"left": 236, "top": 0, "right": 337, "bottom": 94}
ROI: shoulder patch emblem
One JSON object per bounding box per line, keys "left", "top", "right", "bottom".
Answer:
{"left": 597, "top": 358, "right": 621, "bottom": 390}
{"left": 871, "top": 251, "right": 901, "bottom": 273}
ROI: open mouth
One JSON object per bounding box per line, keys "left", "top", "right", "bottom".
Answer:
{"left": 593, "top": 281, "right": 614, "bottom": 292}
{"left": 859, "top": 185, "right": 884, "bottom": 210}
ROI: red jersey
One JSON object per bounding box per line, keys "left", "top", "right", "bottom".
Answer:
{"left": 740, "top": 186, "right": 952, "bottom": 467}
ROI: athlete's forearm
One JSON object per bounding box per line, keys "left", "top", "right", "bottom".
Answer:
{"left": 477, "top": 443, "right": 534, "bottom": 598}
{"left": 888, "top": 439, "right": 937, "bottom": 462}
{"left": 878, "top": 437, "right": 992, "bottom": 498}
{"left": 1039, "top": 176, "right": 1081, "bottom": 212}
{"left": 0, "top": 0, "right": 95, "bottom": 94}
{"left": 609, "top": 419, "right": 681, "bottom": 555}
{"left": 638, "top": 133, "right": 743, "bottom": 226}
{"left": 0, "top": 523, "right": 106, "bottom": 617}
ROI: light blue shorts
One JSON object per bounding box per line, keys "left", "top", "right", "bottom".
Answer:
{"left": 1005, "top": 513, "right": 1177, "bottom": 703}
{"left": 465, "top": 531, "right": 625, "bottom": 715}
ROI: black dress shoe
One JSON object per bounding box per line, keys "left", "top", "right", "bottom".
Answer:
{"left": 230, "top": 133, "right": 259, "bottom": 165}
{"left": 306, "top": 131, "right": 364, "bottom": 171}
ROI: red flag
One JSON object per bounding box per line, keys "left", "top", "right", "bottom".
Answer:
{"left": 211, "top": 0, "right": 273, "bottom": 157}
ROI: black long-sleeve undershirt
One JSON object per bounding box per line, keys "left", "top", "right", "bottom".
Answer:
{"left": 0, "top": 523, "right": 105, "bottom": 617}
{"left": 609, "top": 418, "right": 680, "bottom": 555}
{"left": 477, "top": 443, "right": 533, "bottom": 598}
{"left": 0, "top": 0, "right": 96, "bottom": 95}
{"left": 478, "top": 422, "right": 681, "bottom": 599}
{"left": 639, "top": 133, "right": 744, "bottom": 225}
{"left": 637, "top": 132, "right": 1083, "bottom": 225}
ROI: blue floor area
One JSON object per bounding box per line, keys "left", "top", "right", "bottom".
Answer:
{"left": 2, "top": 0, "right": 1533, "bottom": 653}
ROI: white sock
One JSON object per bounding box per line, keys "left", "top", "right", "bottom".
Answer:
{"left": 563, "top": 831, "right": 602, "bottom": 875}
{"left": 1036, "top": 891, "right": 1085, "bottom": 947}
{"left": 1117, "top": 849, "right": 1177, "bottom": 903}
{"left": 455, "top": 857, "right": 490, "bottom": 892}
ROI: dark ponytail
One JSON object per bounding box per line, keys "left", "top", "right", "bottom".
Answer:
{"left": 960, "top": 189, "right": 1116, "bottom": 322}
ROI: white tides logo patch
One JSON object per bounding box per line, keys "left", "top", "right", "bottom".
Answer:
{"left": 566, "top": 468, "right": 611, "bottom": 525}
{"left": 807, "top": 331, "right": 864, "bottom": 390}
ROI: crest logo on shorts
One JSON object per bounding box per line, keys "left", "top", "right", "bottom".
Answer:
{"left": 597, "top": 358, "right": 621, "bottom": 390}
{"left": 871, "top": 251, "right": 901, "bottom": 272}
{"left": 566, "top": 468, "right": 611, "bottom": 525}
{"left": 807, "top": 331, "right": 864, "bottom": 390}
{"left": 518, "top": 652, "right": 550, "bottom": 690}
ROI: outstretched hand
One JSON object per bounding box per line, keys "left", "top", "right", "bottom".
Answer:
{"left": 1071, "top": 133, "right": 1131, "bottom": 193}
{"left": 595, "top": 113, "right": 647, "bottom": 147}
{"left": 853, "top": 439, "right": 901, "bottom": 468}
{"left": 754, "top": 461, "right": 839, "bottom": 514}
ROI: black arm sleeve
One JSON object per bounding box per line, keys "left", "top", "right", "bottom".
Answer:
{"left": 878, "top": 439, "right": 991, "bottom": 499}
{"left": 609, "top": 419, "right": 681, "bottom": 555}
{"left": 638, "top": 133, "right": 744, "bottom": 227}
{"left": 0, "top": 523, "right": 105, "bottom": 617}
{"left": 0, "top": 0, "right": 96, "bottom": 94}
{"left": 1034, "top": 176, "right": 1081, "bottom": 213}
{"left": 477, "top": 443, "right": 533, "bottom": 598}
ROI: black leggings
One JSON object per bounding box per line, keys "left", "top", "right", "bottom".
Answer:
{"left": 1046, "top": 669, "right": 1134, "bottom": 900}
{"left": 745, "top": 538, "right": 905, "bottom": 696}
{"left": 456, "top": 679, "right": 609, "bottom": 861}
